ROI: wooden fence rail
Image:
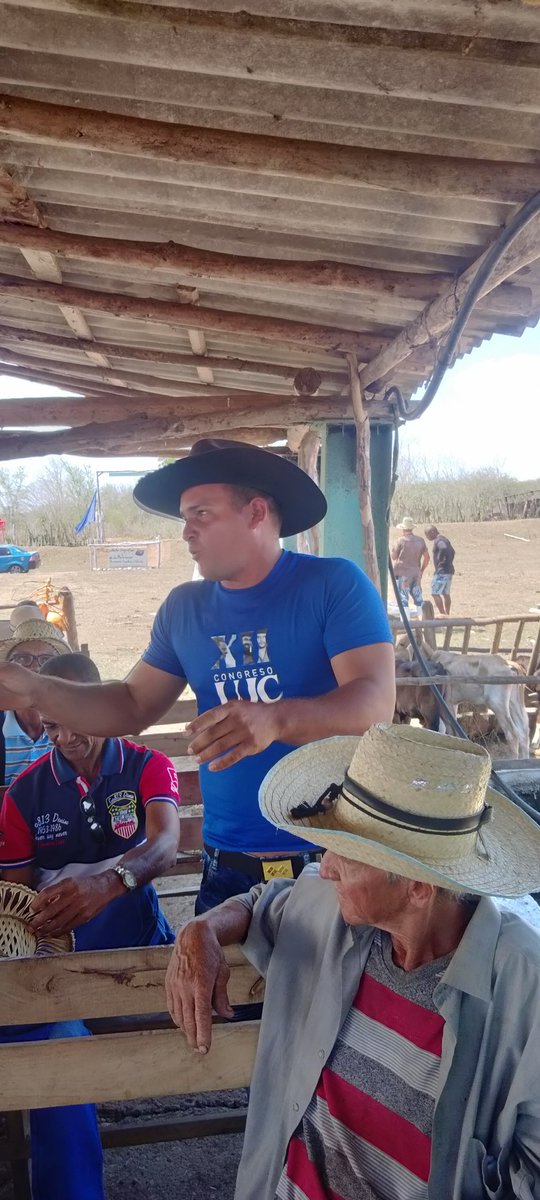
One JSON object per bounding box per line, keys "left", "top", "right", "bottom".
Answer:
{"left": 0, "top": 945, "right": 262, "bottom": 1110}
{"left": 395, "top": 674, "right": 540, "bottom": 686}
{"left": 390, "top": 613, "right": 540, "bottom": 672}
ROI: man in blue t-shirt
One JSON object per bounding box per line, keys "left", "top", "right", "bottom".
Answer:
{"left": 0, "top": 440, "right": 395, "bottom": 912}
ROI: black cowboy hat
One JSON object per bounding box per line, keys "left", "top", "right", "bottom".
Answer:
{"left": 133, "top": 439, "right": 327, "bottom": 537}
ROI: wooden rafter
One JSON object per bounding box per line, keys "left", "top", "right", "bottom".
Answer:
{"left": 0, "top": 225, "right": 533, "bottom": 318}
{"left": 362, "top": 204, "right": 540, "bottom": 391}
{"left": 0, "top": 344, "right": 312, "bottom": 399}
{"left": 0, "top": 324, "right": 346, "bottom": 383}
{"left": 0, "top": 166, "right": 44, "bottom": 228}
{"left": 0, "top": 389, "right": 348, "bottom": 428}
{"left": 0, "top": 95, "right": 539, "bottom": 205}
{"left": 0, "top": 223, "right": 452, "bottom": 302}
{"left": 0, "top": 397, "right": 355, "bottom": 459}
{"left": 0, "top": 274, "right": 391, "bottom": 355}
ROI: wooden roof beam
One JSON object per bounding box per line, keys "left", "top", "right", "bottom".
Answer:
{"left": 362, "top": 200, "right": 540, "bottom": 391}
{"left": 0, "top": 224, "right": 533, "bottom": 317}
{"left": 0, "top": 223, "right": 452, "bottom": 303}
{"left": 0, "top": 96, "right": 539, "bottom": 205}
{"left": 0, "top": 390, "right": 340, "bottom": 428}
{"left": 0, "top": 400, "right": 354, "bottom": 460}
{"left": 1, "top": 163, "right": 121, "bottom": 376}
{"left": 0, "top": 344, "right": 303, "bottom": 399}
{"left": 0, "top": 360, "right": 282, "bottom": 407}
{"left": 0, "top": 274, "right": 390, "bottom": 356}
{"left": 0, "top": 324, "right": 346, "bottom": 383}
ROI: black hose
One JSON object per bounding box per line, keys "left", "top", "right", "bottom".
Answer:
{"left": 380, "top": 189, "right": 540, "bottom": 423}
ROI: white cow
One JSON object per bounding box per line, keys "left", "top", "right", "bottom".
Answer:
{"left": 421, "top": 645, "right": 530, "bottom": 759}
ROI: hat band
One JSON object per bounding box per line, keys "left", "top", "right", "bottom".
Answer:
{"left": 342, "top": 772, "right": 492, "bottom": 837}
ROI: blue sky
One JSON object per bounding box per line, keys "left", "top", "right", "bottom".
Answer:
{"left": 1, "top": 321, "right": 539, "bottom": 483}
{"left": 399, "top": 321, "right": 540, "bottom": 480}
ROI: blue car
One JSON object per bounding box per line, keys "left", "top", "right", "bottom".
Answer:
{"left": 0, "top": 545, "right": 41, "bottom": 574}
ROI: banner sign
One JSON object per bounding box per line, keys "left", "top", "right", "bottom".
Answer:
{"left": 107, "top": 546, "right": 148, "bottom": 569}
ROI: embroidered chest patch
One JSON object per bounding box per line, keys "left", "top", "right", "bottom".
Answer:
{"left": 106, "top": 790, "right": 139, "bottom": 839}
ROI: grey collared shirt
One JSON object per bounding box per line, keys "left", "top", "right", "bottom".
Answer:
{"left": 234, "top": 867, "right": 540, "bottom": 1200}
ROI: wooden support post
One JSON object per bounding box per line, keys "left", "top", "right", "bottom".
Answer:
{"left": 528, "top": 624, "right": 540, "bottom": 677}
{"left": 295, "top": 428, "right": 322, "bottom": 557}
{"left": 58, "top": 588, "right": 80, "bottom": 652}
{"left": 491, "top": 621, "right": 503, "bottom": 653}
{"left": 347, "top": 356, "right": 380, "bottom": 591}
{"left": 4, "top": 1111, "right": 31, "bottom": 1200}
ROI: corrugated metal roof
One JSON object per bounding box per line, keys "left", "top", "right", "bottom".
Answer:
{"left": 0, "top": 0, "right": 539, "bottom": 456}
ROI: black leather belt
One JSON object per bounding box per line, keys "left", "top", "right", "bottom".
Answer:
{"left": 204, "top": 844, "right": 320, "bottom": 882}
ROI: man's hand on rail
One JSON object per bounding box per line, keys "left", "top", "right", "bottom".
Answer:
{"left": 165, "top": 919, "right": 234, "bottom": 1053}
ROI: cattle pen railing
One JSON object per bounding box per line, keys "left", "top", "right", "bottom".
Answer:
{"left": 390, "top": 612, "right": 540, "bottom": 672}
{"left": 0, "top": 944, "right": 262, "bottom": 1200}
{"left": 394, "top": 674, "right": 540, "bottom": 686}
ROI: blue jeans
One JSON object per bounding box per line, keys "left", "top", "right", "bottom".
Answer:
{"left": 2, "top": 887, "right": 174, "bottom": 1199}
{"left": 194, "top": 848, "right": 315, "bottom": 914}
{"left": 396, "top": 575, "right": 423, "bottom": 609}
{"left": 0, "top": 1021, "right": 104, "bottom": 1200}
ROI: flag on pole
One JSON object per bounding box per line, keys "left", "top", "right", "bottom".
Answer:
{"left": 74, "top": 490, "right": 98, "bottom": 534}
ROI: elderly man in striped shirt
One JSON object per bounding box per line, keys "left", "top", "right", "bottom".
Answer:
{"left": 166, "top": 724, "right": 540, "bottom": 1200}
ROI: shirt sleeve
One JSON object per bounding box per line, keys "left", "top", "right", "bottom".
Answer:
{"left": 142, "top": 590, "right": 187, "bottom": 679}
{"left": 0, "top": 790, "right": 35, "bottom": 868}
{"left": 241, "top": 878, "right": 296, "bottom": 977}
{"left": 322, "top": 558, "right": 393, "bottom": 660}
{"left": 139, "top": 750, "right": 180, "bottom": 809}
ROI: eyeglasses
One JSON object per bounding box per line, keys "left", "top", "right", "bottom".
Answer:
{"left": 8, "top": 651, "right": 56, "bottom": 669}
{"left": 80, "top": 795, "right": 106, "bottom": 843}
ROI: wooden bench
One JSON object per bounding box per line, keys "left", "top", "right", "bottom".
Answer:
{"left": 0, "top": 943, "right": 263, "bottom": 1198}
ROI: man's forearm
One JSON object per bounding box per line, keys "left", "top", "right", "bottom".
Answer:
{"left": 273, "top": 677, "right": 396, "bottom": 746}
{"left": 19, "top": 674, "right": 149, "bottom": 736}
{"left": 184, "top": 898, "right": 254, "bottom": 948}
{"left": 109, "top": 829, "right": 179, "bottom": 890}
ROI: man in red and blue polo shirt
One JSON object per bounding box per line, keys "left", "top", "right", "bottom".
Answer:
{"left": 0, "top": 652, "right": 180, "bottom": 950}
{"left": 0, "top": 653, "right": 181, "bottom": 1200}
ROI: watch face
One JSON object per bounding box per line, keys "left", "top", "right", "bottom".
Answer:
{"left": 117, "top": 865, "right": 137, "bottom": 890}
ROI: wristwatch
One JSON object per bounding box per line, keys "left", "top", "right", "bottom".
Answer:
{"left": 113, "top": 864, "right": 138, "bottom": 891}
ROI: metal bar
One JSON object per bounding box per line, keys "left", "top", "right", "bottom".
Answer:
{"left": 395, "top": 674, "right": 539, "bottom": 685}
{"left": 100, "top": 1109, "right": 248, "bottom": 1148}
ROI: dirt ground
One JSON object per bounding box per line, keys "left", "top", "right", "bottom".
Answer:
{"left": 2, "top": 518, "right": 539, "bottom": 678}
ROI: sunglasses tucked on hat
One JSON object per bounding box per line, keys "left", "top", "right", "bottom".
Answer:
{"left": 0, "top": 881, "right": 73, "bottom": 959}
{"left": 0, "top": 619, "right": 68, "bottom": 662}
{"left": 133, "top": 438, "right": 328, "bottom": 538}
{"left": 259, "top": 723, "right": 540, "bottom": 898}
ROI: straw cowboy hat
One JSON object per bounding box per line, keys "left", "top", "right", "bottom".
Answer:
{"left": 398, "top": 517, "right": 416, "bottom": 531}
{"left": 9, "top": 601, "right": 44, "bottom": 631}
{"left": 133, "top": 438, "right": 328, "bottom": 537}
{"left": 0, "top": 619, "right": 68, "bottom": 662}
{"left": 259, "top": 723, "right": 540, "bottom": 897}
{"left": 0, "top": 881, "right": 73, "bottom": 959}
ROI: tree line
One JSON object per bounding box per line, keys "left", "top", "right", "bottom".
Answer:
{"left": 0, "top": 459, "right": 178, "bottom": 547}
{"left": 0, "top": 456, "right": 537, "bottom": 548}
{"left": 390, "top": 455, "right": 539, "bottom": 526}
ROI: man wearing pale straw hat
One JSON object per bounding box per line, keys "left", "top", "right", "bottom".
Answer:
{"left": 166, "top": 724, "right": 540, "bottom": 1200}
{"left": 391, "top": 517, "right": 430, "bottom": 616}
{"left": 0, "top": 615, "right": 68, "bottom": 787}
